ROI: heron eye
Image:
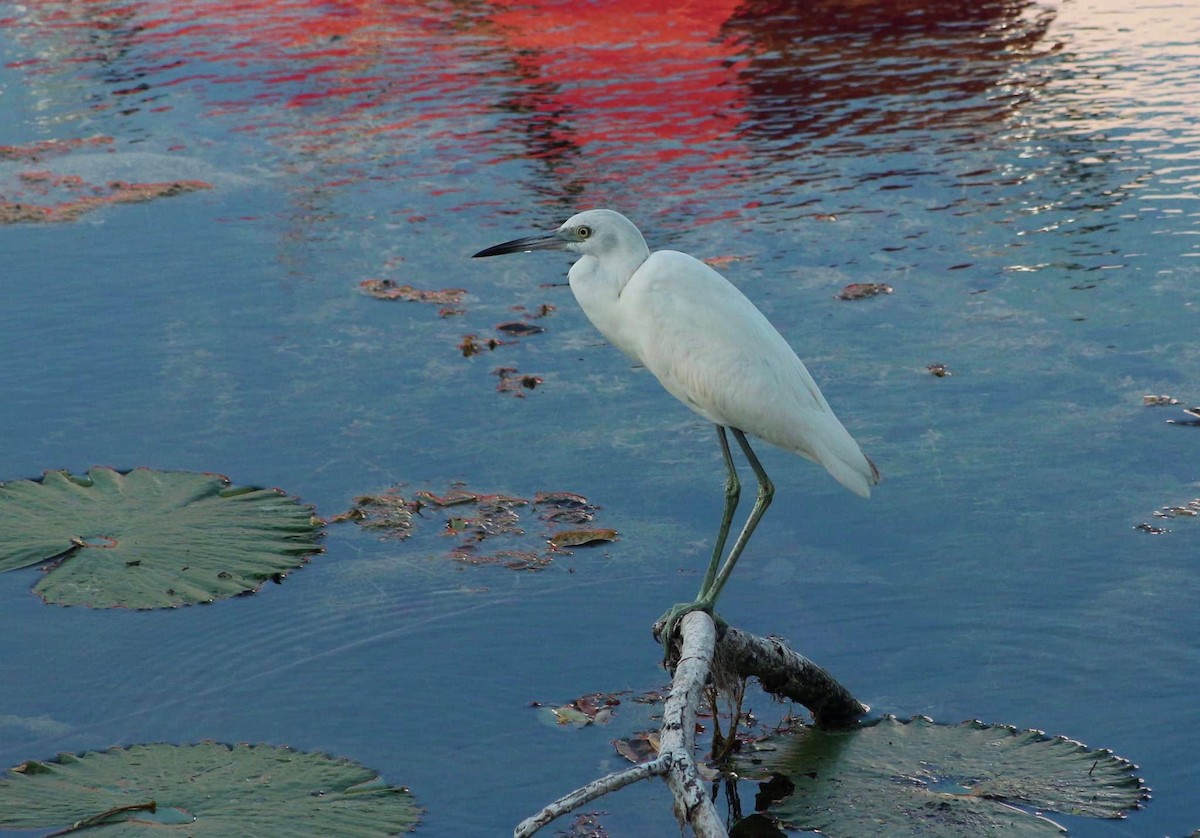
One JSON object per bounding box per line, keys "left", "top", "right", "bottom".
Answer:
{"left": 577, "top": 225, "right": 591, "bottom": 239}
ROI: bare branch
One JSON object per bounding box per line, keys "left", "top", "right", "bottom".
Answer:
{"left": 657, "top": 611, "right": 725, "bottom": 836}
{"left": 513, "top": 761, "right": 664, "bottom": 837}
{"left": 719, "top": 627, "right": 867, "bottom": 728}
{"left": 514, "top": 613, "right": 867, "bottom": 836}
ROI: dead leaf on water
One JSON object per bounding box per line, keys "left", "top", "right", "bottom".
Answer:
{"left": 553, "top": 706, "right": 592, "bottom": 725}
{"left": 0, "top": 136, "right": 112, "bottom": 161}
{"left": 536, "top": 491, "right": 600, "bottom": 525}
{"left": 1, "top": 176, "right": 211, "bottom": 224}
{"left": 359, "top": 279, "right": 466, "bottom": 305}
{"left": 543, "top": 691, "right": 627, "bottom": 727}
{"left": 495, "top": 321, "right": 546, "bottom": 336}
{"left": 412, "top": 488, "right": 498, "bottom": 507}
{"left": 1137, "top": 497, "right": 1200, "bottom": 534}
{"left": 703, "top": 255, "right": 744, "bottom": 270}
{"left": 494, "top": 367, "right": 543, "bottom": 397}
{"left": 549, "top": 528, "right": 619, "bottom": 549}
{"left": 326, "top": 488, "right": 417, "bottom": 538}
{"left": 1153, "top": 500, "right": 1200, "bottom": 519}
{"left": 333, "top": 483, "right": 615, "bottom": 571}
{"left": 459, "top": 334, "right": 508, "bottom": 357}
{"left": 1141, "top": 394, "right": 1180, "bottom": 406}
{"left": 836, "top": 282, "right": 893, "bottom": 301}
{"left": 613, "top": 731, "right": 661, "bottom": 764}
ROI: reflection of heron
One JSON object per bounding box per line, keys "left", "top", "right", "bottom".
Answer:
{"left": 474, "top": 209, "right": 878, "bottom": 648}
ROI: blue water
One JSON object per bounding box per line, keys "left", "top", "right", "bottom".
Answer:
{"left": 1, "top": 0, "right": 1198, "bottom": 835}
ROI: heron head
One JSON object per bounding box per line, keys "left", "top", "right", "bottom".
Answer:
{"left": 472, "top": 208, "right": 648, "bottom": 261}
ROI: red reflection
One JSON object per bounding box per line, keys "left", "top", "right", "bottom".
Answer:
{"left": 2, "top": 0, "right": 1056, "bottom": 217}
{"left": 479, "top": 0, "right": 750, "bottom": 203}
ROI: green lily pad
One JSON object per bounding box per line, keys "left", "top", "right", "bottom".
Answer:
{"left": 0, "top": 741, "right": 420, "bottom": 835}
{"left": 734, "top": 715, "right": 1149, "bottom": 837}
{"left": 0, "top": 467, "right": 323, "bottom": 609}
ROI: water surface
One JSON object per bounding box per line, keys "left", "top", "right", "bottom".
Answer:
{"left": 1, "top": 0, "right": 1198, "bottom": 834}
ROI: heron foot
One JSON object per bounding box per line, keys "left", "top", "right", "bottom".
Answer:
{"left": 654, "top": 598, "right": 716, "bottom": 664}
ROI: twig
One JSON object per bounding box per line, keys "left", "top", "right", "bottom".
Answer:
{"left": 513, "top": 762, "right": 663, "bottom": 837}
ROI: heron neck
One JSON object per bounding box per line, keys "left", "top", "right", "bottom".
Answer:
{"left": 567, "top": 253, "right": 646, "bottom": 362}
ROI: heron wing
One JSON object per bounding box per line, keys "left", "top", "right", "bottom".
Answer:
{"left": 620, "top": 250, "right": 876, "bottom": 496}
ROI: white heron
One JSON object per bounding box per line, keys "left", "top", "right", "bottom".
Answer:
{"left": 473, "top": 209, "right": 878, "bottom": 649}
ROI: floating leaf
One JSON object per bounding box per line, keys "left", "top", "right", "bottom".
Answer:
{"left": 613, "top": 731, "right": 660, "bottom": 764}
{"left": 494, "top": 321, "right": 546, "bottom": 336}
{"left": 703, "top": 255, "right": 744, "bottom": 269}
{"left": 0, "top": 136, "right": 113, "bottom": 161}
{"left": 0, "top": 178, "right": 211, "bottom": 225}
{"left": 328, "top": 489, "right": 417, "bottom": 538}
{"left": 414, "top": 488, "right": 511, "bottom": 508}
{"left": 459, "top": 334, "right": 507, "bottom": 356}
{"left": 494, "top": 366, "right": 544, "bottom": 396}
{"left": 535, "top": 492, "right": 600, "bottom": 525}
{"left": 1142, "top": 394, "right": 1180, "bottom": 406}
{"left": 836, "top": 282, "right": 893, "bottom": 301}
{"left": 734, "top": 716, "right": 1148, "bottom": 837}
{"left": 0, "top": 742, "right": 419, "bottom": 835}
{"left": 0, "top": 467, "right": 322, "bottom": 609}
{"left": 1152, "top": 499, "right": 1200, "bottom": 519}
{"left": 335, "top": 483, "right": 615, "bottom": 570}
{"left": 358, "top": 279, "right": 465, "bottom": 304}
{"left": 552, "top": 706, "right": 593, "bottom": 726}
{"left": 549, "top": 529, "right": 619, "bottom": 549}
{"left": 543, "top": 691, "right": 625, "bottom": 727}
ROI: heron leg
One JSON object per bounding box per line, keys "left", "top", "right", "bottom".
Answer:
{"left": 702, "top": 428, "right": 774, "bottom": 604}
{"left": 656, "top": 427, "right": 772, "bottom": 661}
{"left": 697, "top": 425, "right": 740, "bottom": 599}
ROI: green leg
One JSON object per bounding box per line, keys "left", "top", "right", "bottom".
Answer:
{"left": 704, "top": 429, "right": 774, "bottom": 603}
{"left": 658, "top": 426, "right": 774, "bottom": 658}
{"left": 697, "top": 426, "right": 740, "bottom": 598}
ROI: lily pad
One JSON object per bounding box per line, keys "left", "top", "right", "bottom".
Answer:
{"left": 734, "top": 716, "right": 1148, "bottom": 837}
{"left": 0, "top": 741, "right": 419, "bottom": 836}
{"left": 0, "top": 467, "right": 322, "bottom": 609}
